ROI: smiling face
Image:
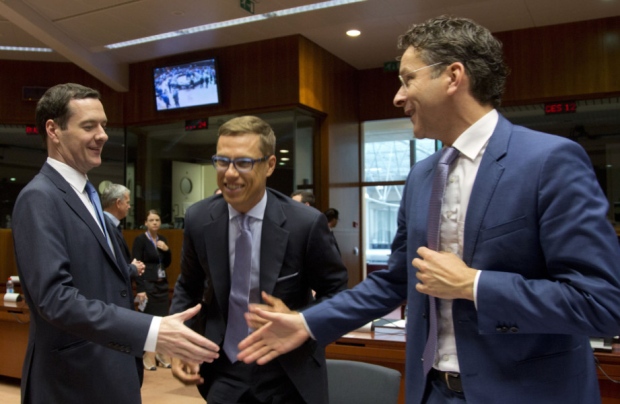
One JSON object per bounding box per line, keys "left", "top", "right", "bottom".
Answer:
{"left": 46, "top": 98, "right": 108, "bottom": 174}
{"left": 216, "top": 133, "right": 276, "bottom": 213}
{"left": 393, "top": 47, "right": 448, "bottom": 142}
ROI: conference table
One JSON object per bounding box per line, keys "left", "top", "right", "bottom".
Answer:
{"left": 326, "top": 327, "right": 620, "bottom": 404}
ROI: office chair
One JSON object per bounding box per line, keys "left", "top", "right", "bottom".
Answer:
{"left": 326, "top": 359, "right": 402, "bottom": 404}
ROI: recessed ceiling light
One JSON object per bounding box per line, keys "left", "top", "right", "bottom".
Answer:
{"left": 0, "top": 46, "right": 53, "bottom": 53}
{"left": 347, "top": 29, "right": 361, "bottom": 37}
{"left": 281, "top": 157, "right": 290, "bottom": 161}
{"left": 280, "top": 149, "right": 290, "bottom": 153}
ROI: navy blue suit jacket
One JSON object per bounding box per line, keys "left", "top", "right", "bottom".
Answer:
{"left": 12, "top": 163, "right": 152, "bottom": 403}
{"left": 303, "top": 115, "right": 620, "bottom": 403}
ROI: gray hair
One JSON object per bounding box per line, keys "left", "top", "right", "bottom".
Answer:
{"left": 101, "top": 183, "right": 129, "bottom": 209}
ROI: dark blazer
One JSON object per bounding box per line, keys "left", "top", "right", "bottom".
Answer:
{"left": 303, "top": 115, "right": 620, "bottom": 404}
{"left": 12, "top": 163, "right": 153, "bottom": 404}
{"left": 132, "top": 232, "right": 172, "bottom": 291}
{"left": 104, "top": 214, "right": 139, "bottom": 278}
{"left": 170, "top": 188, "right": 348, "bottom": 404}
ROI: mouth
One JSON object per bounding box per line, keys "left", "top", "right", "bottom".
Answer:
{"left": 225, "top": 183, "right": 244, "bottom": 192}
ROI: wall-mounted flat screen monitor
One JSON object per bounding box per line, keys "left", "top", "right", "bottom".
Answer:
{"left": 153, "top": 58, "right": 220, "bottom": 111}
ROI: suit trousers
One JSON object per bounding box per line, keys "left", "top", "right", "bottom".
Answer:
{"left": 198, "top": 355, "right": 304, "bottom": 404}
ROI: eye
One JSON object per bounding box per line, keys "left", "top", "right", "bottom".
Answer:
{"left": 235, "top": 159, "right": 253, "bottom": 170}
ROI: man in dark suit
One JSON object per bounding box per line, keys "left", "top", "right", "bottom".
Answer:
{"left": 238, "top": 16, "right": 620, "bottom": 404}
{"left": 102, "top": 183, "right": 145, "bottom": 278}
{"left": 12, "top": 83, "right": 220, "bottom": 404}
{"left": 323, "top": 208, "right": 341, "bottom": 255}
{"left": 169, "top": 115, "right": 348, "bottom": 404}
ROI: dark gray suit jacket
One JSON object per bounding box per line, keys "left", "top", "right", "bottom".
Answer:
{"left": 12, "top": 163, "right": 153, "bottom": 404}
{"left": 170, "top": 188, "right": 348, "bottom": 404}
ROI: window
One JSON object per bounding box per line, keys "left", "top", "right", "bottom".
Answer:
{"left": 362, "top": 119, "right": 439, "bottom": 271}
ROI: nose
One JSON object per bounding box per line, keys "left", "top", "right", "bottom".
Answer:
{"left": 393, "top": 86, "right": 406, "bottom": 108}
{"left": 97, "top": 125, "right": 109, "bottom": 142}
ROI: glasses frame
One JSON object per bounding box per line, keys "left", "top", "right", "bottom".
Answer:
{"left": 211, "top": 155, "right": 271, "bottom": 173}
{"left": 398, "top": 62, "right": 445, "bottom": 89}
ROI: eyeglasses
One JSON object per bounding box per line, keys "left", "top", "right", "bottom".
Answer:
{"left": 398, "top": 62, "right": 444, "bottom": 89}
{"left": 212, "top": 155, "right": 271, "bottom": 173}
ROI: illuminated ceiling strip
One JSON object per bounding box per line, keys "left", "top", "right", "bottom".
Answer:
{"left": 104, "top": 0, "right": 366, "bottom": 49}
{"left": 0, "top": 46, "right": 53, "bottom": 52}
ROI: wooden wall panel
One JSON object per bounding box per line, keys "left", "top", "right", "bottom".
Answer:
{"left": 124, "top": 36, "right": 301, "bottom": 125}
{"left": 359, "top": 16, "right": 620, "bottom": 121}
{"left": 359, "top": 68, "right": 403, "bottom": 122}
{"left": 0, "top": 60, "right": 124, "bottom": 125}
{"left": 492, "top": 16, "right": 620, "bottom": 105}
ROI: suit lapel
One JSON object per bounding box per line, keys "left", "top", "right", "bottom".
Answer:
{"left": 462, "top": 116, "right": 511, "bottom": 265}
{"left": 259, "top": 192, "right": 288, "bottom": 296}
{"left": 42, "top": 164, "right": 124, "bottom": 276}
{"left": 204, "top": 201, "right": 232, "bottom": 316}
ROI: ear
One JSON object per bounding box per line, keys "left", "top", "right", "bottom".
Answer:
{"left": 46, "top": 119, "right": 61, "bottom": 144}
{"left": 265, "top": 155, "right": 277, "bottom": 178}
{"left": 446, "top": 62, "right": 466, "bottom": 96}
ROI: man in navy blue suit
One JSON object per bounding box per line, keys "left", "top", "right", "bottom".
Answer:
{"left": 238, "top": 16, "right": 620, "bottom": 403}
{"left": 12, "top": 83, "right": 220, "bottom": 403}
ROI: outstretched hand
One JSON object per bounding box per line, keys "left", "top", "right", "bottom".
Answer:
{"left": 156, "top": 304, "right": 220, "bottom": 364}
{"left": 171, "top": 357, "right": 204, "bottom": 386}
{"left": 237, "top": 306, "right": 309, "bottom": 365}
{"left": 245, "top": 291, "right": 295, "bottom": 329}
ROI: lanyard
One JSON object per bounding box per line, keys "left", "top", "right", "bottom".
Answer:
{"left": 145, "top": 232, "right": 163, "bottom": 268}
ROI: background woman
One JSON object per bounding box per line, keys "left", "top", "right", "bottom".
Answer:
{"left": 132, "top": 209, "right": 172, "bottom": 370}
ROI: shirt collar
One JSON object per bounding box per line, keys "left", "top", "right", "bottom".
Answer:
{"left": 452, "top": 109, "right": 498, "bottom": 161}
{"left": 104, "top": 211, "right": 120, "bottom": 227}
{"left": 228, "top": 190, "right": 268, "bottom": 222}
{"left": 46, "top": 157, "right": 89, "bottom": 193}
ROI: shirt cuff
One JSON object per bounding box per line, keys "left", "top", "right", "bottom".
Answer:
{"left": 299, "top": 313, "right": 316, "bottom": 340}
{"left": 144, "top": 316, "right": 161, "bottom": 352}
{"left": 473, "top": 270, "right": 482, "bottom": 309}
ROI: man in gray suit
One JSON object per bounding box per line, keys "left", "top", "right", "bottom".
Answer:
{"left": 169, "top": 116, "right": 348, "bottom": 403}
{"left": 12, "top": 83, "right": 220, "bottom": 404}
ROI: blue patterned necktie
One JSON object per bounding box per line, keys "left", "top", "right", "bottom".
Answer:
{"left": 422, "top": 146, "right": 459, "bottom": 375}
{"left": 224, "top": 214, "right": 253, "bottom": 362}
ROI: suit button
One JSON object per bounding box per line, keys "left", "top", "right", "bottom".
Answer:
{"left": 510, "top": 327, "right": 518, "bottom": 333}
{"left": 496, "top": 326, "right": 508, "bottom": 333}
{"left": 121, "top": 290, "right": 128, "bottom": 297}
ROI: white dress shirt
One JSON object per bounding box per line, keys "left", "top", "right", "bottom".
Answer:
{"left": 434, "top": 109, "right": 498, "bottom": 372}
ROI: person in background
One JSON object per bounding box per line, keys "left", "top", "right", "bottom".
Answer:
{"left": 238, "top": 15, "right": 620, "bottom": 404}
{"left": 132, "top": 209, "right": 173, "bottom": 370}
{"left": 102, "top": 183, "right": 145, "bottom": 278}
{"left": 169, "top": 116, "right": 348, "bottom": 404}
{"left": 323, "top": 208, "right": 341, "bottom": 255}
{"left": 12, "top": 83, "right": 219, "bottom": 404}
{"left": 290, "top": 189, "right": 315, "bottom": 207}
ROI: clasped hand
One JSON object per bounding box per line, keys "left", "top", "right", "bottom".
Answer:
{"left": 412, "top": 246, "right": 477, "bottom": 301}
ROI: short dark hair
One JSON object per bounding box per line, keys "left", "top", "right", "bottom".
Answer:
{"left": 291, "top": 190, "right": 315, "bottom": 206}
{"left": 397, "top": 15, "right": 509, "bottom": 108}
{"left": 324, "top": 208, "right": 339, "bottom": 222}
{"left": 35, "top": 83, "right": 101, "bottom": 146}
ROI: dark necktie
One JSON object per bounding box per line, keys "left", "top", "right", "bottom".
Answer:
{"left": 223, "top": 214, "right": 252, "bottom": 362}
{"left": 85, "top": 181, "right": 110, "bottom": 242}
{"left": 422, "top": 146, "right": 459, "bottom": 375}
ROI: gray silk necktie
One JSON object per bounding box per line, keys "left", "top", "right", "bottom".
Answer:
{"left": 422, "top": 146, "right": 459, "bottom": 375}
{"left": 223, "top": 214, "right": 252, "bottom": 362}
